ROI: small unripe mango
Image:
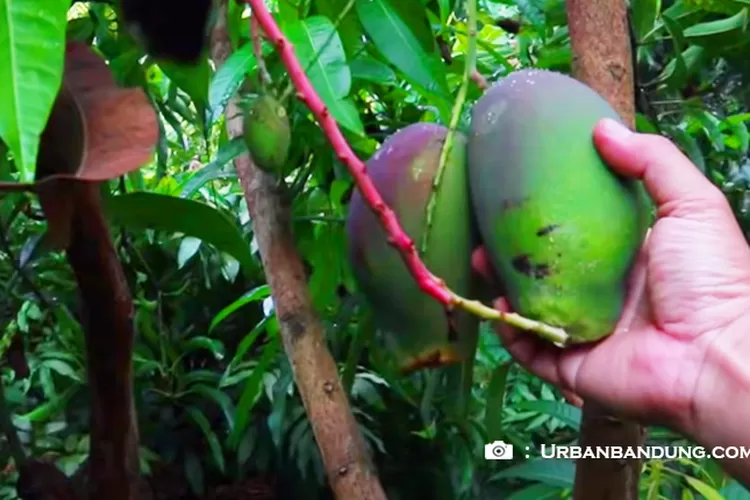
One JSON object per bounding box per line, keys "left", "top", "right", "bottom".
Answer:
{"left": 243, "top": 94, "right": 291, "bottom": 174}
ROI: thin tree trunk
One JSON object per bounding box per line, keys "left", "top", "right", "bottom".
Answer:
{"left": 65, "top": 182, "right": 141, "bottom": 499}
{"left": 565, "top": 1, "right": 645, "bottom": 499}
{"left": 209, "top": 4, "right": 388, "bottom": 499}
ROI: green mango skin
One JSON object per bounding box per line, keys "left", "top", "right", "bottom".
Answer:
{"left": 243, "top": 94, "right": 291, "bottom": 174}
{"left": 468, "top": 69, "right": 652, "bottom": 343}
{"left": 346, "top": 123, "right": 478, "bottom": 372}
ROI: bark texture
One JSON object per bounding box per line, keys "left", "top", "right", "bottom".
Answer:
{"left": 210, "top": 4, "right": 388, "bottom": 499}
{"left": 565, "top": 1, "right": 644, "bottom": 499}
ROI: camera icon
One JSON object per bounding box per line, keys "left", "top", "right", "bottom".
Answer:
{"left": 484, "top": 440, "right": 514, "bottom": 460}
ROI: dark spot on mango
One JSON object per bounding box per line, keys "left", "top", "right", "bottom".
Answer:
{"left": 511, "top": 254, "right": 552, "bottom": 279}
{"left": 536, "top": 224, "right": 560, "bottom": 237}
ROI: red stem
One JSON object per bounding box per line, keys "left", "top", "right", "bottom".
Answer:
{"left": 244, "top": 0, "right": 454, "bottom": 306}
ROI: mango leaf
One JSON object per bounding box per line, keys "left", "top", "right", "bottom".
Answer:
{"left": 102, "top": 192, "right": 258, "bottom": 277}
{"left": 515, "top": 400, "right": 582, "bottom": 429}
{"left": 485, "top": 361, "right": 511, "bottom": 441}
{"left": 228, "top": 337, "right": 281, "bottom": 448}
{"left": 222, "top": 316, "right": 272, "bottom": 380}
{"left": 685, "top": 476, "right": 727, "bottom": 500}
{"left": 179, "top": 137, "right": 245, "bottom": 198}
{"left": 210, "top": 285, "right": 271, "bottom": 332}
{"left": 185, "top": 384, "right": 236, "bottom": 431}
{"left": 350, "top": 56, "right": 397, "bottom": 84}
{"left": 17, "top": 385, "right": 77, "bottom": 422}
{"left": 158, "top": 57, "right": 212, "bottom": 121}
{"left": 683, "top": 7, "right": 750, "bottom": 47}
{"left": 490, "top": 458, "right": 576, "bottom": 488}
{"left": 0, "top": 0, "right": 69, "bottom": 182}
{"left": 186, "top": 407, "right": 226, "bottom": 474}
{"left": 632, "top": 0, "right": 663, "bottom": 41}
{"left": 284, "top": 16, "right": 365, "bottom": 135}
{"left": 356, "top": 0, "right": 451, "bottom": 117}
{"left": 315, "top": 0, "right": 365, "bottom": 57}
{"left": 181, "top": 336, "right": 226, "bottom": 360}
{"left": 208, "top": 43, "right": 263, "bottom": 124}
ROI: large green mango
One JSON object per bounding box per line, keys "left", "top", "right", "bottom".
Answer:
{"left": 468, "top": 69, "right": 652, "bottom": 344}
{"left": 346, "top": 123, "right": 479, "bottom": 372}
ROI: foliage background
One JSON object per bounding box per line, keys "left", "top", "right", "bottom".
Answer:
{"left": 1, "top": 0, "right": 750, "bottom": 498}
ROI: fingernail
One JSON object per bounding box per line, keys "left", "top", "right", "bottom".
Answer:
{"left": 599, "top": 118, "right": 632, "bottom": 140}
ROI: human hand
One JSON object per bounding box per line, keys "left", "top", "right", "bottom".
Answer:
{"left": 473, "top": 118, "right": 750, "bottom": 434}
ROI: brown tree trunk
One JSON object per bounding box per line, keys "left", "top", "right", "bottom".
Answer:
{"left": 209, "top": 4, "right": 388, "bottom": 499}
{"left": 64, "top": 182, "right": 141, "bottom": 500}
{"left": 565, "top": 1, "right": 645, "bottom": 500}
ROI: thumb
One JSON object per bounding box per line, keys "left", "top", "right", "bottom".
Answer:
{"left": 593, "top": 118, "right": 726, "bottom": 210}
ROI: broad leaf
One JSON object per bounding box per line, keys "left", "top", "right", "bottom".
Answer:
{"left": 0, "top": 0, "right": 69, "bottom": 181}
{"left": 103, "top": 192, "right": 258, "bottom": 277}
{"left": 356, "top": 0, "right": 451, "bottom": 116}
{"left": 284, "top": 16, "right": 365, "bottom": 135}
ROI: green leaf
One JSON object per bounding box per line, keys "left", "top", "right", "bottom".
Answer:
{"left": 490, "top": 458, "right": 576, "bottom": 488}
{"left": 0, "top": 0, "right": 69, "bottom": 182}
{"left": 183, "top": 451, "right": 204, "bottom": 496}
{"left": 283, "top": 16, "right": 365, "bottom": 135}
{"left": 515, "top": 400, "right": 581, "bottom": 429}
{"left": 632, "top": 0, "right": 663, "bottom": 41}
{"left": 350, "top": 56, "right": 397, "bottom": 84}
{"left": 40, "top": 359, "right": 81, "bottom": 381}
{"left": 685, "top": 476, "right": 727, "bottom": 500}
{"left": 186, "top": 407, "right": 226, "bottom": 474}
{"left": 210, "top": 285, "right": 271, "bottom": 332}
{"left": 179, "top": 137, "right": 244, "bottom": 198}
{"left": 18, "top": 385, "right": 77, "bottom": 422}
{"left": 485, "top": 361, "right": 511, "bottom": 441}
{"left": 228, "top": 337, "right": 280, "bottom": 448}
{"left": 103, "top": 192, "right": 257, "bottom": 277}
{"left": 356, "top": 0, "right": 450, "bottom": 113}
{"left": 181, "top": 336, "right": 226, "bottom": 360}
{"left": 186, "top": 384, "right": 236, "bottom": 431}
{"left": 683, "top": 7, "right": 750, "bottom": 48}
{"left": 315, "top": 0, "right": 366, "bottom": 57}
{"left": 208, "top": 43, "right": 261, "bottom": 124}
{"left": 721, "top": 479, "right": 750, "bottom": 500}
{"left": 157, "top": 57, "right": 212, "bottom": 120}
{"left": 222, "top": 317, "right": 272, "bottom": 379}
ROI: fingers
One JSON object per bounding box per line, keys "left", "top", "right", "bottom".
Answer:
{"left": 471, "top": 246, "right": 495, "bottom": 282}
{"left": 491, "top": 298, "right": 569, "bottom": 387}
{"left": 593, "top": 119, "right": 726, "bottom": 209}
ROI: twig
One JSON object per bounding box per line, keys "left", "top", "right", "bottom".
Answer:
{"left": 243, "top": 0, "right": 568, "bottom": 345}
{"left": 421, "top": 0, "right": 479, "bottom": 254}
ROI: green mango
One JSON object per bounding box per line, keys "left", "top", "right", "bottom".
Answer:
{"left": 346, "top": 123, "right": 479, "bottom": 373}
{"left": 243, "top": 94, "right": 291, "bottom": 174}
{"left": 467, "top": 69, "right": 652, "bottom": 344}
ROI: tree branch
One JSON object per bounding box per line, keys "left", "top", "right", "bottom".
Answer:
{"left": 210, "top": 4, "right": 387, "bottom": 499}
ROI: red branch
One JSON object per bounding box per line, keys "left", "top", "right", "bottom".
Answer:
{"left": 244, "top": 0, "right": 454, "bottom": 307}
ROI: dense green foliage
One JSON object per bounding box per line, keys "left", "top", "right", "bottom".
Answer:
{"left": 0, "top": 0, "right": 750, "bottom": 499}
